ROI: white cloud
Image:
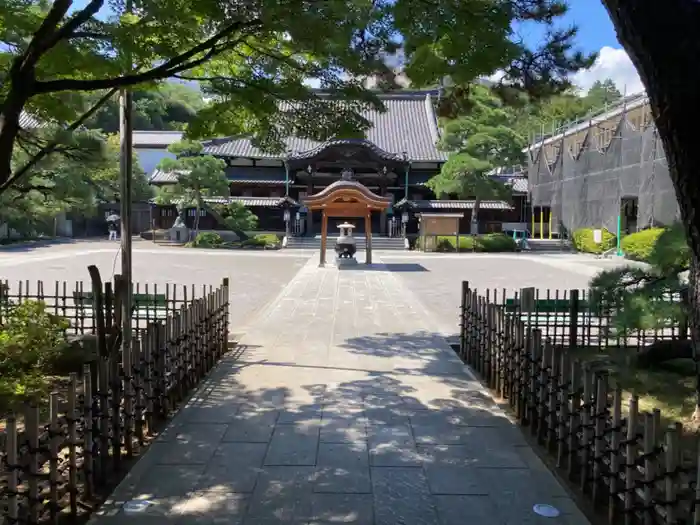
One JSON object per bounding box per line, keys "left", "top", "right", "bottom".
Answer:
{"left": 572, "top": 46, "right": 645, "bottom": 95}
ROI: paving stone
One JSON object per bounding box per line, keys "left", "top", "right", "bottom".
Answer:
{"left": 320, "top": 420, "right": 367, "bottom": 443}
{"left": 314, "top": 442, "right": 371, "bottom": 494}
{"left": 277, "top": 404, "right": 323, "bottom": 424}
{"left": 195, "top": 442, "right": 268, "bottom": 493}
{"left": 368, "top": 424, "right": 423, "bottom": 467}
{"left": 264, "top": 423, "right": 320, "bottom": 466}
{"left": 156, "top": 423, "right": 228, "bottom": 444}
{"left": 309, "top": 493, "right": 374, "bottom": 524}
{"left": 245, "top": 466, "right": 315, "bottom": 523}
{"left": 181, "top": 401, "right": 241, "bottom": 424}
{"left": 87, "top": 255, "right": 589, "bottom": 525}
{"left": 118, "top": 465, "right": 206, "bottom": 499}
{"left": 434, "top": 495, "right": 502, "bottom": 525}
{"left": 371, "top": 467, "right": 440, "bottom": 525}
{"left": 223, "top": 409, "right": 278, "bottom": 443}
{"left": 173, "top": 492, "right": 249, "bottom": 524}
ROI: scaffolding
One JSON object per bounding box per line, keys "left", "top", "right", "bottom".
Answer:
{"left": 527, "top": 97, "right": 680, "bottom": 237}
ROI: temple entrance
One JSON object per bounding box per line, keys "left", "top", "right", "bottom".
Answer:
{"left": 304, "top": 175, "right": 392, "bottom": 266}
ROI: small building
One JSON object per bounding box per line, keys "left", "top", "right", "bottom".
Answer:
{"left": 149, "top": 90, "right": 530, "bottom": 237}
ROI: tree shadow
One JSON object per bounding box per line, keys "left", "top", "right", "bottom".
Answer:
{"left": 88, "top": 331, "right": 583, "bottom": 525}
{"left": 0, "top": 238, "right": 78, "bottom": 252}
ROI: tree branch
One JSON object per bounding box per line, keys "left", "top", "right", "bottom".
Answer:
{"left": 33, "top": 18, "right": 262, "bottom": 93}
{"left": 0, "top": 88, "right": 117, "bottom": 196}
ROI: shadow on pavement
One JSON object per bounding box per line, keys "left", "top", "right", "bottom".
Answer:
{"left": 91, "top": 330, "right": 588, "bottom": 525}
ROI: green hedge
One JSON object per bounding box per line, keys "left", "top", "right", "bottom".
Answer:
{"left": 572, "top": 228, "right": 616, "bottom": 254}
{"left": 620, "top": 227, "right": 665, "bottom": 261}
{"left": 241, "top": 233, "right": 281, "bottom": 248}
{"left": 434, "top": 233, "right": 517, "bottom": 252}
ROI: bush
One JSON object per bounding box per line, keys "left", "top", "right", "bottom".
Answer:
{"left": 572, "top": 228, "right": 616, "bottom": 254}
{"left": 620, "top": 228, "right": 665, "bottom": 261}
{"left": 647, "top": 222, "right": 690, "bottom": 272}
{"left": 191, "top": 231, "right": 223, "bottom": 248}
{"left": 254, "top": 233, "right": 281, "bottom": 246}
{"left": 0, "top": 301, "right": 71, "bottom": 411}
{"left": 433, "top": 233, "right": 516, "bottom": 252}
{"left": 241, "top": 234, "right": 280, "bottom": 249}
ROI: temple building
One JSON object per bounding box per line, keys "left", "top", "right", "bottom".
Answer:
{"left": 148, "top": 90, "right": 530, "bottom": 238}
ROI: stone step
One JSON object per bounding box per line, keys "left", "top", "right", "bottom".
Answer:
{"left": 526, "top": 239, "right": 573, "bottom": 252}
{"left": 285, "top": 236, "right": 406, "bottom": 250}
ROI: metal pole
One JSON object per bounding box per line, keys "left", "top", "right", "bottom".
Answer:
{"left": 119, "top": 0, "right": 134, "bottom": 352}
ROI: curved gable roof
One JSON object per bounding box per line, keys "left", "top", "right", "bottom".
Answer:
{"left": 202, "top": 91, "right": 447, "bottom": 162}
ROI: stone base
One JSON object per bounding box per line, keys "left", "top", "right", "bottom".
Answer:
{"left": 335, "top": 256, "right": 359, "bottom": 267}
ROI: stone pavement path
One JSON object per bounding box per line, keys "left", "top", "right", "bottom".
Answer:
{"left": 91, "top": 257, "right": 590, "bottom": 525}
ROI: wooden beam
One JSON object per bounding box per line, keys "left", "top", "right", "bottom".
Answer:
{"left": 320, "top": 209, "right": 328, "bottom": 266}
{"left": 365, "top": 212, "right": 372, "bottom": 265}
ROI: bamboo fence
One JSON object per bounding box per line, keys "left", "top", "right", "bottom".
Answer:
{"left": 459, "top": 282, "right": 700, "bottom": 525}
{"left": 0, "top": 278, "right": 230, "bottom": 525}
{"left": 477, "top": 286, "right": 686, "bottom": 350}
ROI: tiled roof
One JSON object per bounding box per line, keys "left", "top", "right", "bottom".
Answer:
{"left": 149, "top": 167, "right": 289, "bottom": 185}
{"left": 395, "top": 198, "right": 513, "bottom": 210}
{"left": 202, "top": 91, "right": 447, "bottom": 162}
{"left": 494, "top": 176, "right": 528, "bottom": 193}
{"left": 149, "top": 169, "right": 183, "bottom": 184}
{"left": 203, "top": 196, "right": 298, "bottom": 207}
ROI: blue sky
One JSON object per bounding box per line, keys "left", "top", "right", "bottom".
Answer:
{"left": 562, "top": 1, "right": 619, "bottom": 53}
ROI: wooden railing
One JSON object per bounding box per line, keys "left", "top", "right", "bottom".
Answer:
{"left": 459, "top": 282, "right": 700, "bottom": 525}
{"left": 0, "top": 278, "right": 230, "bottom": 525}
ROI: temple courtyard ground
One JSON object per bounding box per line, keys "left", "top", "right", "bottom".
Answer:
{"left": 0, "top": 240, "right": 625, "bottom": 524}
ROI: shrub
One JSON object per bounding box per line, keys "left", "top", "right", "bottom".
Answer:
{"left": 620, "top": 227, "right": 665, "bottom": 261}
{"left": 254, "top": 233, "right": 281, "bottom": 247}
{"left": 191, "top": 231, "right": 223, "bottom": 248}
{"left": 0, "top": 301, "right": 71, "bottom": 411}
{"left": 433, "top": 233, "right": 516, "bottom": 252}
{"left": 572, "top": 228, "right": 616, "bottom": 254}
{"left": 647, "top": 222, "right": 690, "bottom": 272}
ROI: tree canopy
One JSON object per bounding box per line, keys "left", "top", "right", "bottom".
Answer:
{"left": 1, "top": 0, "right": 594, "bottom": 198}
{"left": 84, "top": 83, "right": 206, "bottom": 133}
{"left": 428, "top": 84, "right": 525, "bottom": 231}
{"left": 0, "top": 130, "right": 145, "bottom": 236}
{"left": 154, "top": 140, "right": 229, "bottom": 236}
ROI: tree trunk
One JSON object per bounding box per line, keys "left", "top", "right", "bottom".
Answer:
{"left": 688, "top": 256, "right": 700, "bottom": 420}
{"left": 193, "top": 203, "right": 201, "bottom": 240}
{"left": 470, "top": 198, "right": 480, "bottom": 235}
{"left": 601, "top": 0, "right": 700, "bottom": 418}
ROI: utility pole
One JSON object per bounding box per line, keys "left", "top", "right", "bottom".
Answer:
{"left": 119, "top": 0, "right": 134, "bottom": 357}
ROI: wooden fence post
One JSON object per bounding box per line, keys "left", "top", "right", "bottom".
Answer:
{"left": 624, "top": 396, "right": 638, "bottom": 525}
{"left": 528, "top": 329, "right": 542, "bottom": 432}
{"left": 537, "top": 338, "right": 550, "bottom": 444}
{"left": 557, "top": 351, "right": 569, "bottom": 468}
{"left": 460, "top": 281, "right": 468, "bottom": 359}
{"left": 67, "top": 373, "right": 78, "bottom": 517}
{"left": 580, "top": 365, "right": 593, "bottom": 493}
{"left": 664, "top": 425, "right": 678, "bottom": 525}
{"left": 222, "top": 277, "right": 230, "bottom": 344}
{"left": 5, "top": 415, "right": 18, "bottom": 525}
{"left": 643, "top": 413, "right": 655, "bottom": 525}
{"left": 608, "top": 387, "right": 622, "bottom": 524}
{"left": 592, "top": 373, "right": 608, "bottom": 507}
{"left": 49, "top": 393, "right": 60, "bottom": 525}
{"left": 82, "top": 363, "right": 94, "bottom": 498}
{"left": 568, "top": 360, "right": 582, "bottom": 481}
{"left": 26, "top": 405, "right": 39, "bottom": 525}
{"left": 568, "top": 289, "right": 580, "bottom": 350}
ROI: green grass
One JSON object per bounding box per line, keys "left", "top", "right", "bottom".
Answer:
{"left": 572, "top": 346, "right": 697, "bottom": 428}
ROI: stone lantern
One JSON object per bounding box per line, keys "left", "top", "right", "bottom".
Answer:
{"left": 335, "top": 222, "right": 357, "bottom": 260}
